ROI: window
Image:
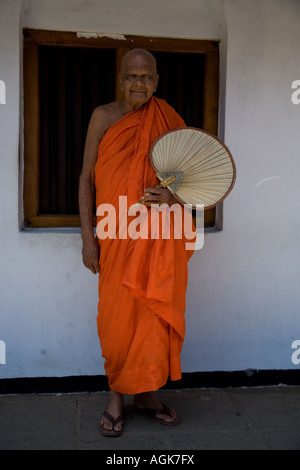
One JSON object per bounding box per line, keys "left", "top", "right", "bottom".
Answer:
{"left": 23, "top": 29, "right": 219, "bottom": 229}
{"left": 39, "top": 46, "right": 115, "bottom": 215}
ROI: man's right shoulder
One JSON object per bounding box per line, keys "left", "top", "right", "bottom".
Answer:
{"left": 91, "top": 102, "right": 125, "bottom": 132}
{"left": 92, "top": 101, "right": 124, "bottom": 120}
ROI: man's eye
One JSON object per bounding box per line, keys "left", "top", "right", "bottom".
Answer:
{"left": 124, "top": 74, "right": 153, "bottom": 82}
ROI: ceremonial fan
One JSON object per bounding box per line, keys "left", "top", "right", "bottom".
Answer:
{"left": 128, "top": 127, "right": 236, "bottom": 213}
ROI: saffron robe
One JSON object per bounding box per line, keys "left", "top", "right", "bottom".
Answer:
{"left": 95, "top": 97, "right": 194, "bottom": 394}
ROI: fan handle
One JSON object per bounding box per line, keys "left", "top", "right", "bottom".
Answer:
{"left": 128, "top": 173, "right": 179, "bottom": 214}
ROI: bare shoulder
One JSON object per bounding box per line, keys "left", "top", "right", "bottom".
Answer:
{"left": 81, "top": 101, "right": 129, "bottom": 174}
{"left": 91, "top": 101, "right": 127, "bottom": 135}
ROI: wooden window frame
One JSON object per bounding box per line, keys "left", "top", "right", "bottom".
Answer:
{"left": 23, "top": 28, "right": 220, "bottom": 229}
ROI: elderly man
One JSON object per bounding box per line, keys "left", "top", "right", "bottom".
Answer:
{"left": 79, "top": 49, "right": 194, "bottom": 436}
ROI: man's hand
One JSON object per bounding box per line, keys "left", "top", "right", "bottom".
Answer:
{"left": 141, "top": 187, "right": 178, "bottom": 206}
{"left": 82, "top": 237, "right": 100, "bottom": 274}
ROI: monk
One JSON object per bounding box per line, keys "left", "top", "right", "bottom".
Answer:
{"left": 78, "top": 49, "right": 194, "bottom": 436}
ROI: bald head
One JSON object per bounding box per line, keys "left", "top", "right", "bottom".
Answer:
{"left": 120, "top": 49, "right": 157, "bottom": 75}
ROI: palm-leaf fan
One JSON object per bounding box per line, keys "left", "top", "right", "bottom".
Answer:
{"left": 128, "top": 127, "right": 236, "bottom": 213}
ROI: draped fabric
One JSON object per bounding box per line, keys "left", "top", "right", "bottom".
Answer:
{"left": 95, "top": 97, "right": 194, "bottom": 394}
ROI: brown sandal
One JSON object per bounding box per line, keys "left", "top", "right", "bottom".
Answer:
{"left": 100, "top": 410, "right": 123, "bottom": 437}
{"left": 136, "top": 402, "right": 181, "bottom": 426}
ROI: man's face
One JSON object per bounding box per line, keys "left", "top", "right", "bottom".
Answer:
{"left": 120, "top": 53, "right": 159, "bottom": 110}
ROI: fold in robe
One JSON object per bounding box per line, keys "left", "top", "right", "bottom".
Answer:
{"left": 95, "top": 97, "right": 194, "bottom": 394}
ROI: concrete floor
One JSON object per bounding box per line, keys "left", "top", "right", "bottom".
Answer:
{"left": 0, "top": 386, "right": 299, "bottom": 450}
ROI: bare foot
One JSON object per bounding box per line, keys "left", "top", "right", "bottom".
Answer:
{"left": 100, "top": 390, "right": 124, "bottom": 434}
{"left": 134, "top": 392, "right": 180, "bottom": 424}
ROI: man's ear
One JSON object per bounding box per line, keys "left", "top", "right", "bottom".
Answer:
{"left": 154, "top": 74, "right": 159, "bottom": 92}
{"left": 119, "top": 74, "right": 124, "bottom": 92}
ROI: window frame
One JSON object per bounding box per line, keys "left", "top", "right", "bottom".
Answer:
{"left": 23, "top": 28, "right": 220, "bottom": 229}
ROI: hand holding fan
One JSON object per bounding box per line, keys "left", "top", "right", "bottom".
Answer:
{"left": 128, "top": 127, "right": 236, "bottom": 213}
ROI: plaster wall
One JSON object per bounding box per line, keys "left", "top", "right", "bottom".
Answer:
{"left": 0, "top": 0, "right": 299, "bottom": 379}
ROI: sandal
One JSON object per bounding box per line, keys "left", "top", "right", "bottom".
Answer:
{"left": 100, "top": 410, "right": 123, "bottom": 437}
{"left": 135, "top": 402, "right": 181, "bottom": 426}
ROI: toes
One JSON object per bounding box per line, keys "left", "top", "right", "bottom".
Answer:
{"left": 156, "top": 410, "right": 177, "bottom": 423}
{"left": 155, "top": 405, "right": 179, "bottom": 424}
{"left": 100, "top": 418, "right": 113, "bottom": 431}
{"left": 114, "top": 421, "right": 123, "bottom": 432}
{"left": 101, "top": 415, "right": 123, "bottom": 432}
{"left": 156, "top": 414, "right": 173, "bottom": 423}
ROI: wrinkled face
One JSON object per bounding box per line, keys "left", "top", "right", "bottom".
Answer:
{"left": 120, "top": 52, "right": 159, "bottom": 110}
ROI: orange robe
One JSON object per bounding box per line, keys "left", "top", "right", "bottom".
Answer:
{"left": 95, "top": 97, "right": 194, "bottom": 394}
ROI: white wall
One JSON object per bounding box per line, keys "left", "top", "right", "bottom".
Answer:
{"left": 0, "top": 0, "right": 299, "bottom": 380}
{"left": 185, "top": 0, "right": 300, "bottom": 372}
{"left": 21, "top": 0, "right": 224, "bottom": 38}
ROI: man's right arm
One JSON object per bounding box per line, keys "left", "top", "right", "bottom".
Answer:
{"left": 78, "top": 107, "right": 106, "bottom": 274}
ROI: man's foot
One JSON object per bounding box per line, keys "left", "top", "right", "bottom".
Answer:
{"left": 133, "top": 392, "right": 180, "bottom": 425}
{"left": 100, "top": 390, "right": 124, "bottom": 436}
